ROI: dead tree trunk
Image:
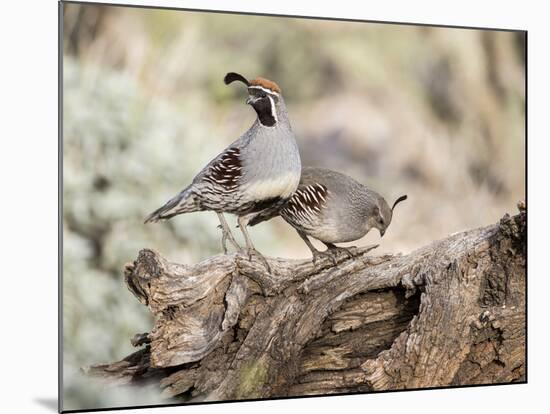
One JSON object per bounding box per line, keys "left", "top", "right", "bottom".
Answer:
{"left": 87, "top": 208, "right": 526, "bottom": 401}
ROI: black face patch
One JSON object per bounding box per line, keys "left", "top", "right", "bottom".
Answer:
{"left": 250, "top": 96, "right": 276, "bottom": 127}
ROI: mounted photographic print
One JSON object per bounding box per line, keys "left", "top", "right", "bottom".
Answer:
{"left": 60, "top": 1, "right": 527, "bottom": 412}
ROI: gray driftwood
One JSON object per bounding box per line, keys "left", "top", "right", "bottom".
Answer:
{"left": 87, "top": 207, "right": 526, "bottom": 401}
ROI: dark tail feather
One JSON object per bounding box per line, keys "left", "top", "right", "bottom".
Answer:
{"left": 144, "top": 196, "right": 180, "bottom": 223}
{"left": 144, "top": 189, "right": 197, "bottom": 223}
{"left": 248, "top": 208, "right": 281, "bottom": 227}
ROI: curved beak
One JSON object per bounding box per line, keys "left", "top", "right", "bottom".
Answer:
{"left": 379, "top": 228, "right": 386, "bottom": 237}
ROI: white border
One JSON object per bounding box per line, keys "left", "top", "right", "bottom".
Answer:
{"left": 1, "top": 1, "right": 546, "bottom": 413}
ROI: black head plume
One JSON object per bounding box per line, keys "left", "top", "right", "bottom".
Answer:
{"left": 224, "top": 72, "right": 250, "bottom": 87}
{"left": 391, "top": 195, "right": 408, "bottom": 212}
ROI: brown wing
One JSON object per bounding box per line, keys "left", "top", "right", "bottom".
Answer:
{"left": 281, "top": 183, "right": 328, "bottom": 226}
{"left": 202, "top": 147, "right": 242, "bottom": 191}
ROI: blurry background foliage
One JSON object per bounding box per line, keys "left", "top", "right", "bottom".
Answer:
{"left": 62, "top": 3, "right": 525, "bottom": 410}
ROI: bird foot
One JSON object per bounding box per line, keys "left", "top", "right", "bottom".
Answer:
{"left": 327, "top": 245, "right": 357, "bottom": 260}
{"left": 218, "top": 225, "right": 242, "bottom": 254}
{"left": 311, "top": 250, "right": 338, "bottom": 266}
{"left": 244, "top": 248, "right": 272, "bottom": 273}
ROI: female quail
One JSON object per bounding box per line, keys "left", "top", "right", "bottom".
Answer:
{"left": 249, "top": 167, "right": 407, "bottom": 263}
{"left": 145, "top": 72, "right": 302, "bottom": 267}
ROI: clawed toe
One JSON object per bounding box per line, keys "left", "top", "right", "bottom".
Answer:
{"left": 340, "top": 246, "right": 356, "bottom": 259}
{"left": 327, "top": 245, "right": 356, "bottom": 260}
{"left": 311, "top": 245, "right": 358, "bottom": 265}
{"left": 312, "top": 250, "right": 337, "bottom": 266}
{"left": 219, "top": 229, "right": 241, "bottom": 254}
{"left": 216, "top": 213, "right": 241, "bottom": 254}
{"left": 244, "top": 248, "right": 272, "bottom": 273}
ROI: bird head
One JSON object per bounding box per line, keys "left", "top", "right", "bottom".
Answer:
{"left": 224, "top": 72, "right": 283, "bottom": 127}
{"left": 368, "top": 194, "right": 408, "bottom": 237}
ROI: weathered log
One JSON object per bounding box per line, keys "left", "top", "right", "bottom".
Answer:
{"left": 86, "top": 207, "right": 526, "bottom": 401}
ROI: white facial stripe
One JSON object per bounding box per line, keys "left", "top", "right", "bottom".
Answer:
{"left": 267, "top": 95, "right": 278, "bottom": 125}
{"left": 249, "top": 85, "right": 280, "bottom": 97}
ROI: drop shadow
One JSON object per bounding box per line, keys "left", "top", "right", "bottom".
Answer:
{"left": 34, "top": 398, "right": 58, "bottom": 412}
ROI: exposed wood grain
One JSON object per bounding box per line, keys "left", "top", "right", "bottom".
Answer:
{"left": 87, "top": 209, "right": 526, "bottom": 402}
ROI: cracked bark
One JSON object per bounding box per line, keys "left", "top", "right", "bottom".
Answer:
{"left": 86, "top": 207, "right": 526, "bottom": 401}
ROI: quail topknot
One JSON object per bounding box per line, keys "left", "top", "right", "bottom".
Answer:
{"left": 249, "top": 167, "right": 407, "bottom": 263}
{"left": 145, "top": 72, "right": 302, "bottom": 268}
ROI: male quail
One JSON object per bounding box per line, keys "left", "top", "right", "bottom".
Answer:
{"left": 249, "top": 167, "right": 407, "bottom": 263}
{"left": 144, "top": 72, "right": 302, "bottom": 268}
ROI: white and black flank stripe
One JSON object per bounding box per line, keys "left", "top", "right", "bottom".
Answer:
{"left": 282, "top": 183, "right": 328, "bottom": 225}
{"left": 203, "top": 147, "right": 242, "bottom": 191}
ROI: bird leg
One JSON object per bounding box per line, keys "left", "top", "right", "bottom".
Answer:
{"left": 216, "top": 212, "right": 241, "bottom": 254}
{"left": 237, "top": 216, "right": 271, "bottom": 272}
{"left": 323, "top": 242, "right": 356, "bottom": 260}
{"left": 296, "top": 231, "right": 337, "bottom": 265}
